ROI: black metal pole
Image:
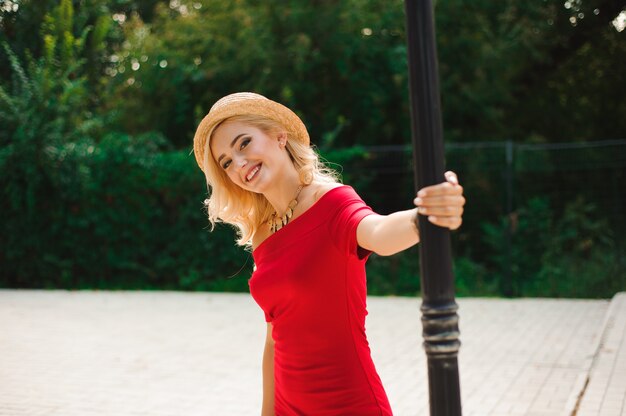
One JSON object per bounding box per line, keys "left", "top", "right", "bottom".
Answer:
{"left": 403, "top": 1, "right": 462, "bottom": 415}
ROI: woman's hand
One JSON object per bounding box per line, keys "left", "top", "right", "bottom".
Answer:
{"left": 357, "top": 170, "right": 465, "bottom": 256}
{"left": 413, "top": 171, "right": 465, "bottom": 230}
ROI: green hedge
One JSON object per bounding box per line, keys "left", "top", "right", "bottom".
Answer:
{"left": 0, "top": 132, "right": 251, "bottom": 291}
{"left": 2, "top": 134, "right": 624, "bottom": 298}
{"left": 1, "top": 2, "right": 623, "bottom": 297}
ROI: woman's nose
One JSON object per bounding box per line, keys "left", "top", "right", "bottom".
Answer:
{"left": 234, "top": 156, "right": 248, "bottom": 171}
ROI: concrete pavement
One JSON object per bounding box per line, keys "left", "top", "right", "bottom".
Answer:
{"left": 574, "top": 293, "right": 626, "bottom": 416}
{"left": 0, "top": 290, "right": 621, "bottom": 416}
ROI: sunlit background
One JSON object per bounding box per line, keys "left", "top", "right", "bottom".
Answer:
{"left": 1, "top": 0, "right": 624, "bottom": 298}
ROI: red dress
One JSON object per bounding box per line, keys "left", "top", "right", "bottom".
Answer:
{"left": 248, "top": 185, "right": 393, "bottom": 415}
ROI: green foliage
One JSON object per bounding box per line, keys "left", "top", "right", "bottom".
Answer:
{"left": 481, "top": 196, "right": 625, "bottom": 298}
{"left": 0, "top": 0, "right": 103, "bottom": 223}
{"left": 0, "top": 37, "right": 95, "bottom": 282}
{"left": 97, "top": 0, "right": 626, "bottom": 148}
{"left": 1, "top": 130, "right": 251, "bottom": 290}
{"left": 320, "top": 145, "right": 373, "bottom": 190}
{"left": 367, "top": 251, "right": 420, "bottom": 296}
{"left": 482, "top": 197, "right": 553, "bottom": 296}
{"left": 1, "top": 0, "right": 117, "bottom": 86}
{"left": 365, "top": 194, "right": 625, "bottom": 299}
{"left": 366, "top": 252, "right": 495, "bottom": 298}
{"left": 4, "top": 1, "right": 625, "bottom": 147}
{"left": 0, "top": 20, "right": 86, "bottom": 285}
{"left": 436, "top": 1, "right": 552, "bottom": 141}
{"left": 103, "top": 0, "right": 410, "bottom": 147}
{"left": 534, "top": 198, "right": 625, "bottom": 297}
{"left": 453, "top": 256, "right": 496, "bottom": 297}
{"left": 1, "top": 1, "right": 624, "bottom": 297}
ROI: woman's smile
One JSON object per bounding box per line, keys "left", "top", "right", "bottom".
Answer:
{"left": 210, "top": 121, "right": 292, "bottom": 193}
{"left": 246, "top": 163, "right": 262, "bottom": 182}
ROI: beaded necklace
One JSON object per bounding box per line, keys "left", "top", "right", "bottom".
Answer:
{"left": 268, "top": 185, "right": 304, "bottom": 233}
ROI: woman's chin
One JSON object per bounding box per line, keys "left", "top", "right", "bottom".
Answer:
{"left": 242, "top": 176, "right": 267, "bottom": 194}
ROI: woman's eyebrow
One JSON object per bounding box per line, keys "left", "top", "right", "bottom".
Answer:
{"left": 217, "top": 133, "right": 247, "bottom": 164}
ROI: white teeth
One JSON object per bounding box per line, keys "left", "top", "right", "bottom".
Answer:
{"left": 246, "top": 166, "right": 260, "bottom": 182}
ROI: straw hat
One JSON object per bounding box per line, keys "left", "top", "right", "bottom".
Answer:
{"left": 193, "top": 92, "right": 310, "bottom": 172}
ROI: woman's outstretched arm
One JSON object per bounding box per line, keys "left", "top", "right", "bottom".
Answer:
{"left": 357, "top": 171, "right": 465, "bottom": 256}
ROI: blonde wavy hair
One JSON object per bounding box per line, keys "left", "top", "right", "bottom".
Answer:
{"left": 202, "top": 114, "right": 339, "bottom": 247}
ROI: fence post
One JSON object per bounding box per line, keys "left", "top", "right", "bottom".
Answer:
{"left": 504, "top": 140, "right": 514, "bottom": 296}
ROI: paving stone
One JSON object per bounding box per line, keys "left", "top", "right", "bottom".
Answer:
{"left": 574, "top": 293, "right": 626, "bottom": 416}
{"left": 0, "top": 290, "right": 614, "bottom": 415}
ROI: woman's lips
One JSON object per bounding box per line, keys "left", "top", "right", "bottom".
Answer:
{"left": 245, "top": 163, "right": 262, "bottom": 182}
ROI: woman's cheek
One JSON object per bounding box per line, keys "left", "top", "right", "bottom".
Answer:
{"left": 226, "top": 171, "right": 240, "bottom": 185}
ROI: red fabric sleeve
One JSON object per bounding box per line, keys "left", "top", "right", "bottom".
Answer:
{"left": 328, "top": 188, "right": 376, "bottom": 259}
{"left": 264, "top": 310, "right": 272, "bottom": 323}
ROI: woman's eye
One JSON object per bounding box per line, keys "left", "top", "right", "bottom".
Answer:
{"left": 240, "top": 138, "right": 251, "bottom": 150}
{"left": 222, "top": 160, "right": 231, "bottom": 169}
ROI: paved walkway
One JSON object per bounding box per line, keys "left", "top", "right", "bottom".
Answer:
{"left": 574, "top": 293, "right": 626, "bottom": 416}
{"left": 0, "top": 290, "right": 622, "bottom": 416}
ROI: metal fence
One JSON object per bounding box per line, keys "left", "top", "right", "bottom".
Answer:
{"left": 338, "top": 139, "right": 626, "bottom": 262}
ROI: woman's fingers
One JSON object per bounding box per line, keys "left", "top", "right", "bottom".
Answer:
{"left": 414, "top": 171, "right": 465, "bottom": 230}
{"left": 417, "top": 205, "right": 464, "bottom": 216}
{"left": 417, "top": 181, "right": 463, "bottom": 197}
{"left": 427, "top": 215, "right": 463, "bottom": 230}
{"left": 444, "top": 170, "right": 459, "bottom": 185}
{"left": 418, "top": 171, "right": 462, "bottom": 197}
{"left": 414, "top": 195, "right": 466, "bottom": 207}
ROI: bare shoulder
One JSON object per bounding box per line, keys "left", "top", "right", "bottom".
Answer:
{"left": 282, "top": 182, "right": 343, "bottom": 221}
{"left": 311, "top": 182, "right": 344, "bottom": 202}
{"left": 252, "top": 225, "right": 271, "bottom": 251}
{"left": 251, "top": 182, "right": 343, "bottom": 251}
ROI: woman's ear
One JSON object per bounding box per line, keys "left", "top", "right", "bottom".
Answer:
{"left": 277, "top": 131, "right": 287, "bottom": 148}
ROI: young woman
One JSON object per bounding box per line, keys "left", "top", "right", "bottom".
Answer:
{"left": 193, "top": 92, "right": 465, "bottom": 415}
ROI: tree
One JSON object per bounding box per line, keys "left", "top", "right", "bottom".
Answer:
{"left": 0, "top": 0, "right": 104, "bottom": 283}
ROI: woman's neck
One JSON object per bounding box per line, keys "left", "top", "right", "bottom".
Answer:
{"left": 264, "top": 172, "right": 304, "bottom": 215}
